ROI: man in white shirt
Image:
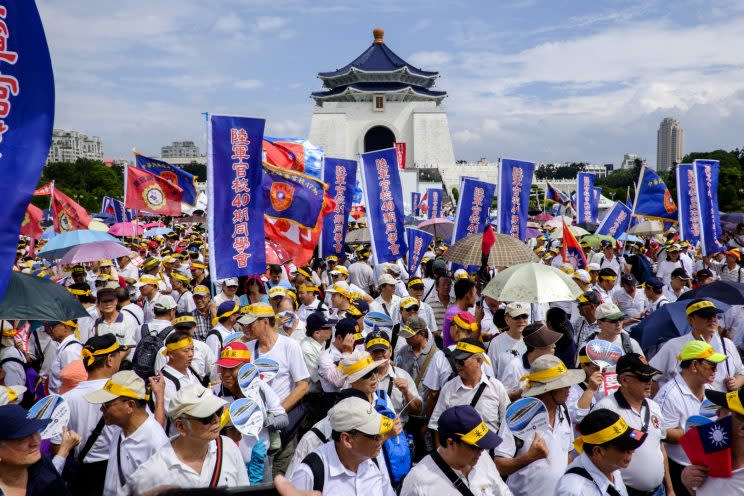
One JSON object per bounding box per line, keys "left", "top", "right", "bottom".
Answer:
{"left": 594, "top": 268, "right": 619, "bottom": 303}
{"left": 720, "top": 249, "right": 744, "bottom": 282}
{"left": 401, "top": 405, "right": 511, "bottom": 496}
{"left": 371, "top": 274, "right": 402, "bottom": 325}
{"left": 136, "top": 275, "right": 161, "bottom": 324}
{"left": 591, "top": 240, "right": 623, "bottom": 278}
{"left": 348, "top": 246, "right": 375, "bottom": 294}
{"left": 584, "top": 302, "right": 644, "bottom": 356}
{"left": 297, "top": 285, "right": 324, "bottom": 322}
{"left": 290, "top": 396, "right": 396, "bottom": 495}
{"left": 555, "top": 408, "right": 647, "bottom": 496}
{"left": 116, "top": 255, "right": 138, "bottom": 287}
{"left": 488, "top": 302, "right": 529, "bottom": 380}
{"left": 213, "top": 277, "right": 241, "bottom": 306}
{"left": 405, "top": 279, "right": 437, "bottom": 334}
{"left": 572, "top": 291, "right": 602, "bottom": 353}
{"left": 663, "top": 267, "right": 691, "bottom": 303}
{"left": 171, "top": 271, "right": 196, "bottom": 314}
{"left": 641, "top": 278, "right": 669, "bottom": 317}
{"left": 614, "top": 273, "right": 647, "bottom": 320}
{"left": 46, "top": 320, "right": 83, "bottom": 394}
{"left": 206, "top": 300, "right": 239, "bottom": 357}
{"left": 93, "top": 288, "right": 139, "bottom": 349}
{"left": 317, "top": 317, "right": 357, "bottom": 397}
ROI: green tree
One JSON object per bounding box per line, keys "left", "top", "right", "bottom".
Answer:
{"left": 451, "top": 187, "right": 459, "bottom": 205}
{"left": 36, "top": 159, "right": 124, "bottom": 212}
{"left": 181, "top": 162, "right": 206, "bottom": 181}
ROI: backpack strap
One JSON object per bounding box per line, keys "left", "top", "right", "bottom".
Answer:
{"left": 60, "top": 339, "right": 83, "bottom": 353}
{"left": 443, "top": 348, "right": 458, "bottom": 381}
{"left": 188, "top": 365, "right": 209, "bottom": 388}
{"left": 619, "top": 332, "right": 633, "bottom": 354}
{"left": 301, "top": 452, "right": 325, "bottom": 493}
{"left": 209, "top": 436, "right": 223, "bottom": 488}
{"left": 157, "top": 326, "right": 174, "bottom": 341}
{"left": 207, "top": 329, "right": 223, "bottom": 345}
{"left": 139, "top": 323, "right": 150, "bottom": 342}
{"left": 566, "top": 466, "right": 592, "bottom": 479}
{"left": 469, "top": 382, "right": 487, "bottom": 408}
{"left": 430, "top": 449, "right": 476, "bottom": 496}
{"left": 161, "top": 369, "right": 181, "bottom": 391}
{"left": 121, "top": 308, "right": 141, "bottom": 326}
{"left": 310, "top": 427, "right": 327, "bottom": 444}
{"left": 414, "top": 346, "right": 436, "bottom": 388}
{"left": 76, "top": 416, "right": 105, "bottom": 464}
{"left": 0, "top": 356, "right": 24, "bottom": 367}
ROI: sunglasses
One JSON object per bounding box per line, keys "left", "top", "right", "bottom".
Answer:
{"left": 351, "top": 430, "right": 382, "bottom": 441}
{"left": 189, "top": 407, "right": 224, "bottom": 425}
{"left": 404, "top": 306, "right": 420, "bottom": 312}
{"left": 697, "top": 360, "right": 719, "bottom": 371}
{"left": 511, "top": 314, "right": 529, "bottom": 320}
{"left": 361, "top": 368, "right": 378, "bottom": 380}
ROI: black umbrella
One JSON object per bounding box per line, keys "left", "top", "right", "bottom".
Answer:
{"left": 0, "top": 272, "right": 88, "bottom": 321}
{"left": 676, "top": 280, "right": 744, "bottom": 306}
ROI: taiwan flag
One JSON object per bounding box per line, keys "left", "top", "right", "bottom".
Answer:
{"left": 680, "top": 415, "right": 733, "bottom": 478}
{"left": 125, "top": 166, "right": 183, "bottom": 216}
{"left": 561, "top": 220, "right": 587, "bottom": 269}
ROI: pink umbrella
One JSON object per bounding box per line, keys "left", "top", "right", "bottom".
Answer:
{"left": 109, "top": 221, "right": 144, "bottom": 237}
{"left": 526, "top": 221, "right": 540, "bottom": 228}
{"left": 535, "top": 213, "right": 554, "bottom": 221}
{"left": 60, "top": 241, "right": 131, "bottom": 264}
{"left": 144, "top": 222, "right": 164, "bottom": 229}
{"left": 418, "top": 218, "right": 454, "bottom": 240}
{"left": 266, "top": 240, "right": 290, "bottom": 265}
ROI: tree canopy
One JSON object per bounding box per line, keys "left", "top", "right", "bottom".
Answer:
{"left": 33, "top": 159, "right": 123, "bottom": 212}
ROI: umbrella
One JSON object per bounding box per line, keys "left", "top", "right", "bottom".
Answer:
{"left": 346, "top": 228, "right": 371, "bottom": 244}
{"left": 582, "top": 234, "right": 616, "bottom": 249}
{"left": 675, "top": 281, "right": 744, "bottom": 306}
{"left": 144, "top": 222, "right": 165, "bottom": 229}
{"left": 59, "top": 241, "right": 131, "bottom": 265}
{"left": 628, "top": 220, "right": 663, "bottom": 236}
{"left": 143, "top": 227, "right": 174, "bottom": 238}
{"left": 109, "top": 222, "right": 144, "bottom": 237}
{"left": 526, "top": 221, "right": 540, "bottom": 228}
{"left": 0, "top": 272, "right": 88, "bottom": 321}
{"left": 535, "top": 213, "right": 554, "bottom": 221}
{"left": 417, "top": 218, "right": 454, "bottom": 240}
{"left": 721, "top": 213, "right": 744, "bottom": 224}
{"left": 631, "top": 298, "right": 731, "bottom": 350}
{"left": 41, "top": 227, "right": 56, "bottom": 240}
{"left": 545, "top": 215, "right": 574, "bottom": 228}
{"left": 482, "top": 262, "right": 583, "bottom": 303}
{"left": 443, "top": 233, "right": 538, "bottom": 267}
{"left": 525, "top": 228, "right": 541, "bottom": 239}
{"left": 618, "top": 233, "right": 642, "bottom": 243}
{"left": 87, "top": 220, "right": 109, "bottom": 232}
{"left": 266, "top": 240, "right": 290, "bottom": 265}
{"left": 551, "top": 225, "right": 590, "bottom": 239}
{"left": 38, "top": 230, "right": 120, "bottom": 260}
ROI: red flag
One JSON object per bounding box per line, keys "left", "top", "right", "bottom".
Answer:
{"left": 33, "top": 182, "right": 53, "bottom": 196}
{"left": 481, "top": 224, "right": 496, "bottom": 256}
{"left": 51, "top": 188, "right": 92, "bottom": 233}
{"left": 561, "top": 220, "right": 587, "bottom": 269}
{"left": 125, "top": 166, "right": 183, "bottom": 216}
{"left": 394, "top": 142, "right": 406, "bottom": 169}
{"left": 20, "top": 204, "right": 43, "bottom": 239}
{"left": 263, "top": 140, "right": 296, "bottom": 170}
{"left": 680, "top": 416, "right": 733, "bottom": 478}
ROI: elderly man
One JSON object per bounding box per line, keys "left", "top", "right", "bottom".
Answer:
{"left": 405, "top": 278, "right": 437, "bottom": 334}
{"left": 125, "top": 384, "right": 247, "bottom": 492}
{"left": 371, "top": 274, "right": 402, "bottom": 325}
{"left": 46, "top": 320, "right": 83, "bottom": 394}
{"left": 585, "top": 302, "right": 643, "bottom": 356}
{"left": 93, "top": 288, "right": 139, "bottom": 350}
{"left": 290, "top": 396, "right": 395, "bottom": 495}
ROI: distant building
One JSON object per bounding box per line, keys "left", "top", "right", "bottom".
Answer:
{"left": 656, "top": 118, "right": 684, "bottom": 172}
{"left": 161, "top": 140, "right": 201, "bottom": 159}
{"left": 604, "top": 163, "right": 615, "bottom": 172}
{"left": 46, "top": 129, "right": 104, "bottom": 164}
{"left": 582, "top": 163, "right": 607, "bottom": 178}
{"left": 620, "top": 154, "right": 647, "bottom": 170}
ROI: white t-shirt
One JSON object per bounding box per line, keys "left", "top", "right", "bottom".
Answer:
{"left": 654, "top": 375, "right": 704, "bottom": 465}
{"left": 245, "top": 334, "right": 310, "bottom": 402}
{"left": 487, "top": 331, "right": 526, "bottom": 381}
{"left": 696, "top": 467, "right": 744, "bottom": 496}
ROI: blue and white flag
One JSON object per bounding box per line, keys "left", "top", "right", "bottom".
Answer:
{"left": 0, "top": 1, "right": 54, "bottom": 300}
{"left": 359, "top": 148, "right": 407, "bottom": 264}
{"left": 134, "top": 153, "right": 198, "bottom": 206}
{"left": 451, "top": 178, "right": 496, "bottom": 245}
{"left": 596, "top": 201, "right": 632, "bottom": 238}
{"left": 207, "top": 115, "right": 266, "bottom": 278}
{"left": 497, "top": 158, "right": 534, "bottom": 240}
{"left": 426, "top": 188, "right": 444, "bottom": 218}
{"left": 406, "top": 228, "right": 433, "bottom": 276}
{"left": 321, "top": 157, "right": 357, "bottom": 258}
{"left": 634, "top": 166, "right": 677, "bottom": 222}
{"left": 101, "top": 196, "right": 134, "bottom": 223}
{"left": 676, "top": 164, "right": 701, "bottom": 244}
{"left": 411, "top": 192, "right": 421, "bottom": 216}
{"left": 576, "top": 172, "right": 595, "bottom": 225}
{"left": 693, "top": 160, "right": 725, "bottom": 255}
{"left": 592, "top": 187, "right": 602, "bottom": 223}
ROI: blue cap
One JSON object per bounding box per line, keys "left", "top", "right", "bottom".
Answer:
{"left": 642, "top": 277, "right": 664, "bottom": 291}
{"left": 335, "top": 317, "right": 359, "bottom": 338}
{"left": 306, "top": 312, "right": 333, "bottom": 332}
{"left": 438, "top": 405, "right": 502, "bottom": 450}
{"left": 216, "top": 300, "right": 238, "bottom": 317}
{"left": 0, "top": 405, "right": 52, "bottom": 441}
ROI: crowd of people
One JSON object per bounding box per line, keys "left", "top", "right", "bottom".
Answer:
{"left": 2, "top": 220, "right": 744, "bottom": 496}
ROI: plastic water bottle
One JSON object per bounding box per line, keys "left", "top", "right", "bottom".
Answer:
{"left": 407, "top": 433, "right": 415, "bottom": 460}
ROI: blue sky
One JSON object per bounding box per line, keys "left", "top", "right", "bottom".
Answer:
{"left": 38, "top": 0, "right": 744, "bottom": 166}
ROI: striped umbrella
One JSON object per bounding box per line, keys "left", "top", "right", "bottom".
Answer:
{"left": 442, "top": 233, "right": 537, "bottom": 267}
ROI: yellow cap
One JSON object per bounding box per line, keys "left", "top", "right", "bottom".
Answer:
{"left": 677, "top": 341, "right": 726, "bottom": 363}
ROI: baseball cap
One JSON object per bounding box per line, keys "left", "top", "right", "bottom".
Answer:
{"left": 193, "top": 285, "right": 211, "bottom": 297}
{"left": 215, "top": 341, "right": 251, "bottom": 368}
{"left": 329, "top": 396, "right": 393, "bottom": 436}
{"left": 671, "top": 268, "right": 691, "bottom": 281}
{"left": 99, "top": 259, "right": 114, "bottom": 267}
{"left": 330, "top": 266, "right": 349, "bottom": 277}
{"left": 365, "top": 329, "right": 391, "bottom": 352}
{"left": 334, "top": 317, "right": 359, "bottom": 337}
{"left": 677, "top": 341, "right": 726, "bottom": 363}
{"left": 400, "top": 316, "right": 427, "bottom": 338}
{"left": 685, "top": 299, "right": 724, "bottom": 318}
{"left": 135, "top": 275, "right": 159, "bottom": 288}
{"left": 696, "top": 268, "right": 715, "bottom": 280}
{"left": 505, "top": 302, "right": 529, "bottom": 318}
{"left": 81, "top": 334, "right": 123, "bottom": 366}
{"left": 378, "top": 274, "right": 397, "bottom": 287}
{"left": 173, "top": 314, "right": 197, "bottom": 329}
{"left": 399, "top": 297, "right": 419, "bottom": 310}
{"left": 587, "top": 262, "right": 601, "bottom": 272}
{"left": 167, "top": 384, "right": 227, "bottom": 420}
{"left": 222, "top": 278, "right": 239, "bottom": 287}
{"left": 577, "top": 290, "right": 601, "bottom": 306}
{"left": 450, "top": 338, "right": 486, "bottom": 361}
{"left": 0, "top": 404, "right": 52, "bottom": 441}
{"left": 85, "top": 371, "right": 149, "bottom": 404}
{"left": 327, "top": 281, "right": 352, "bottom": 299}
{"left": 407, "top": 278, "right": 424, "bottom": 289}
{"left": 438, "top": 405, "right": 502, "bottom": 450}
{"left": 616, "top": 353, "right": 660, "bottom": 378}
{"left": 453, "top": 269, "right": 469, "bottom": 280}
{"left": 574, "top": 409, "right": 647, "bottom": 454}
{"left": 386, "top": 264, "right": 401, "bottom": 275}
{"left": 595, "top": 302, "right": 626, "bottom": 321}
{"left": 620, "top": 273, "right": 637, "bottom": 286}
{"left": 239, "top": 302, "right": 274, "bottom": 325}
{"left": 573, "top": 269, "right": 591, "bottom": 284}
{"left": 268, "top": 286, "right": 286, "bottom": 299}
{"left": 704, "top": 387, "right": 744, "bottom": 416}
{"left": 306, "top": 312, "right": 333, "bottom": 333}
{"left": 452, "top": 311, "right": 477, "bottom": 331}
{"left": 641, "top": 277, "right": 664, "bottom": 291}
{"left": 347, "top": 299, "right": 369, "bottom": 318}
{"left": 154, "top": 294, "right": 177, "bottom": 312}
{"left": 523, "top": 323, "right": 562, "bottom": 348}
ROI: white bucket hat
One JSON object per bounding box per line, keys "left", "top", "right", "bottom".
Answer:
{"left": 522, "top": 355, "right": 584, "bottom": 397}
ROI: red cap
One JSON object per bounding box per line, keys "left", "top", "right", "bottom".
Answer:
{"left": 215, "top": 341, "right": 251, "bottom": 368}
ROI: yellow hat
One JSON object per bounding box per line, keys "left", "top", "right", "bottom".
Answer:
{"left": 677, "top": 341, "right": 726, "bottom": 363}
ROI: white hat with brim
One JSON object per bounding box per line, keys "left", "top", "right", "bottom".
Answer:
{"left": 0, "top": 385, "right": 27, "bottom": 406}
{"left": 341, "top": 350, "right": 387, "bottom": 384}
{"left": 167, "top": 384, "right": 227, "bottom": 419}
{"left": 85, "top": 371, "right": 148, "bottom": 404}
{"left": 329, "top": 396, "right": 393, "bottom": 436}
{"left": 522, "top": 355, "right": 585, "bottom": 397}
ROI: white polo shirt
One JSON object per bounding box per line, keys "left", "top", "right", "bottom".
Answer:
{"left": 290, "top": 440, "right": 396, "bottom": 496}
{"left": 428, "top": 373, "right": 509, "bottom": 434}
{"left": 48, "top": 334, "right": 83, "bottom": 394}
{"left": 593, "top": 391, "right": 667, "bottom": 491}
{"left": 0, "top": 346, "right": 26, "bottom": 388}
{"left": 317, "top": 344, "right": 345, "bottom": 393}
{"left": 555, "top": 452, "right": 628, "bottom": 496}
{"left": 370, "top": 295, "right": 402, "bottom": 325}
{"left": 376, "top": 364, "right": 421, "bottom": 425}
{"left": 487, "top": 331, "right": 526, "bottom": 380}
{"left": 494, "top": 404, "right": 574, "bottom": 496}
{"left": 245, "top": 334, "right": 310, "bottom": 402}
{"left": 696, "top": 467, "right": 744, "bottom": 495}
{"left": 125, "top": 436, "right": 248, "bottom": 493}
{"left": 206, "top": 322, "right": 233, "bottom": 358}
{"left": 94, "top": 312, "right": 139, "bottom": 347}
{"left": 422, "top": 346, "right": 494, "bottom": 392}
{"left": 103, "top": 415, "right": 169, "bottom": 496}
{"left": 654, "top": 374, "right": 704, "bottom": 465}
{"left": 400, "top": 449, "right": 512, "bottom": 496}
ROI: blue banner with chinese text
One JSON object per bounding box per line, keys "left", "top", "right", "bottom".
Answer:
{"left": 134, "top": 153, "right": 198, "bottom": 206}
{"left": 426, "top": 188, "right": 443, "bottom": 218}
{"left": 596, "top": 201, "right": 631, "bottom": 238}
{"left": 497, "top": 158, "right": 534, "bottom": 240}
{"left": 576, "top": 172, "right": 595, "bottom": 225}
{"left": 321, "top": 157, "right": 357, "bottom": 258}
{"left": 676, "top": 164, "right": 700, "bottom": 245}
{"left": 406, "top": 228, "right": 433, "bottom": 276}
{"left": 411, "top": 192, "right": 421, "bottom": 216}
{"left": 693, "top": 160, "right": 724, "bottom": 255}
{"left": 451, "top": 178, "right": 496, "bottom": 245}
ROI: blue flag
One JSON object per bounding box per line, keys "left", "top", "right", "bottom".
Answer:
{"left": 592, "top": 187, "right": 602, "bottom": 223}
{"left": 676, "top": 164, "right": 701, "bottom": 244}
{"left": 207, "top": 115, "right": 266, "bottom": 278}
{"left": 452, "top": 178, "right": 496, "bottom": 245}
{"left": 406, "top": 228, "right": 433, "bottom": 276}
{"left": 0, "top": 2, "right": 54, "bottom": 300}
{"left": 426, "top": 188, "right": 444, "bottom": 218}
{"left": 360, "top": 148, "right": 407, "bottom": 264}
{"left": 693, "top": 160, "right": 725, "bottom": 255}
{"left": 134, "top": 153, "right": 198, "bottom": 206}
{"left": 576, "top": 172, "right": 595, "bottom": 224}
{"left": 596, "top": 201, "right": 632, "bottom": 238}
{"left": 321, "top": 157, "right": 357, "bottom": 258}
{"left": 262, "top": 163, "right": 326, "bottom": 230}
{"left": 497, "top": 159, "right": 534, "bottom": 240}
{"left": 101, "top": 196, "right": 134, "bottom": 223}
{"left": 411, "top": 192, "right": 421, "bottom": 216}
{"left": 545, "top": 181, "right": 570, "bottom": 209}
{"left": 634, "top": 166, "right": 677, "bottom": 222}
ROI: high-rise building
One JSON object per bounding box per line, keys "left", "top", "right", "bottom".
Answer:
{"left": 656, "top": 118, "right": 684, "bottom": 172}
{"left": 161, "top": 140, "right": 201, "bottom": 159}
{"left": 620, "top": 153, "right": 646, "bottom": 170}
{"left": 46, "top": 129, "right": 104, "bottom": 164}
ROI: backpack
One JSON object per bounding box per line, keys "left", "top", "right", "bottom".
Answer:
{"left": 0, "top": 356, "right": 44, "bottom": 408}
{"left": 301, "top": 451, "right": 380, "bottom": 492}
{"left": 131, "top": 325, "right": 174, "bottom": 380}
{"left": 375, "top": 389, "right": 412, "bottom": 485}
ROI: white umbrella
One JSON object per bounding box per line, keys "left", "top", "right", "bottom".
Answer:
{"left": 545, "top": 215, "right": 574, "bottom": 228}
{"left": 628, "top": 220, "right": 664, "bottom": 236}
{"left": 482, "top": 262, "right": 583, "bottom": 303}
{"left": 550, "top": 225, "right": 590, "bottom": 239}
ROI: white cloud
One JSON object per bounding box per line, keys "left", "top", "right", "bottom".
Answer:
{"left": 453, "top": 129, "right": 480, "bottom": 143}
{"left": 214, "top": 15, "right": 244, "bottom": 32}
{"left": 234, "top": 79, "right": 263, "bottom": 90}
{"left": 255, "top": 16, "right": 288, "bottom": 31}
{"left": 407, "top": 51, "right": 453, "bottom": 68}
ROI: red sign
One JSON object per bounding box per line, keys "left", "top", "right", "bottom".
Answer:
{"left": 394, "top": 142, "right": 406, "bottom": 169}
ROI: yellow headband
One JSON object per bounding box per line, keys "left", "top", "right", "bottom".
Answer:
{"left": 521, "top": 362, "right": 568, "bottom": 388}
{"left": 453, "top": 315, "right": 478, "bottom": 331}
{"left": 353, "top": 332, "right": 365, "bottom": 342}
{"left": 68, "top": 288, "right": 92, "bottom": 296}
{"left": 579, "top": 355, "right": 593, "bottom": 364}
{"left": 599, "top": 275, "right": 617, "bottom": 281}
{"left": 212, "top": 305, "right": 239, "bottom": 326}
{"left": 171, "top": 272, "right": 190, "bottom": 283}
{"left": 81, "top": 342, "right": 121, "bottom": 366}
{"left": 173, "top": 315, "right": 196, "bottom": 326}
{"left": 220, "top": 348, "right": 251, "bottom": 361}
{"left": 342, "top": 355, "right": 375, "bottom": 377}
{"left": 457, "top": 421, "right": 489, "bottom": 446}
{"left": 331, "top": 284, "right": 352, "bottom": 299}
{"left": 297, "top": 268, "right": 312, "bottom": 279}
{"left": 191, "top": 262, "right": 207, "bottom": 270}
{"left": 366, "top": 338, "right": 390, "bottom": 349}
{"left": 299, "top": 285, "right": 319, "bottom": 292}
{"left": 164, "top": 337, "right": 193, "bottom": 355}
{"left": 2, "top": 327, "right": 18, "bottom": 338}
{"left": 102, "top": 380, "right": 149, "bottom": 401}
{"left": 62, "top": 320, "right": 78, "bottom": 329}
{"left": 455, "top": 341, "right": 485, "bottom": 355}
{"left": 407, "top": 278, "right": 424, "bottom": 287}
{"left": 726, "top": 391, "right": 744, "bottom": 415}
{"left": 686, "top": 300, "right": 717, "bottom": 316}
{"left": 574, "top": 417, "right": 628, "bottom": 454}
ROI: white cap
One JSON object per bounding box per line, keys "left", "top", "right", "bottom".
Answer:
{"left": 453, "top": 269, "right": 469, "bottom": 280}
{"left": 222, "top": 278, "right": 239, "bottom": 287}
{"left": 504, "top": 302, "right": 530, "bottom": 318}
{"left": 340, "top": 349, "right": 386, "bottom": 384}
{"left": 85, "top": 371, "right": 148, "bottom": 404}
{"left": 326, "top": 281, "right": 352, "bottom": 297}
{"left": 167, "top": 383, "right": 227, "bottom": 420}
{"left": 386, "top": 263, "right": 401, "bottom": 275}
{"left": 587, "top": 262, "right": 601, "bottom": 271}
{"left": 329, "top": 396, "right": 393, "bottom": 436}
{"left": 268, "top": 286, "right": 286, "bottom": 299}
{"left": 595, "top": 302, "right": 626, "bottom": 320}
{"left": 0, "top": 385, "right": 26, "bottom": 406}
{"left": 154, "top": 294, "right": 177, "bottom": 311}
{"left": 330, "top": 266, "right": 349, "bottom": 276}
{"left": 378, "top": 274, "right": 397, "bottom": 287}
{"left": 573, "top": 269, "right": 591, "bottom": 284}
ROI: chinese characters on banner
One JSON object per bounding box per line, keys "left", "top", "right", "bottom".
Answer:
{"left": 426, "top": 188, "right": 444, "bottom": 219}
{"left": 359, "top": 147, "right": 407, "bottom": 264}
{"left": 592, "top": 186, "right": 602, "bottom": 223}
{"left": 207, "top": 115, "right": 266, "bottom": 279}
{"left": 595, "top": 201, "right": 631, "bottom": 238}
{"left": 676, "top": 163, "right": 701, "bottom": 245}
{"left": 693, "top": 159, "right": 724, "bottom": 255}
{"left": 451, "top": 178, "right": 496, "bottom": 245}
{"left": 576, "top": 172, "right": 595, "bottom": 225}
{"left": 321, "top": 157, "right": 357, "bottom": 258}
{"left": 497, "top": 159, "right": 535, "bottom": 240}
{"left": 406, "top": 228, "right": 433, "bottom": 276}
{"left": 394, "top": 142, "right": 406, "bottom": 169}
{"left": 411, "top": 192, "right": 421, "bottom": 217}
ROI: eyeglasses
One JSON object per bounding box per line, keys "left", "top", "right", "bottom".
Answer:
{"left": 697, "top": 360, "right": 719, "bottom": 371}
{"left": 361, "top": 368, "right": 378, "bottom": 381}
{"left": 512, "top": 315, "right": 529, "bottom": 320}
{"left": 350, "top": 430, "right": 382, "bottom": 441}
{"left": 188, "top": 407, "right": 224, "bottom": 425}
